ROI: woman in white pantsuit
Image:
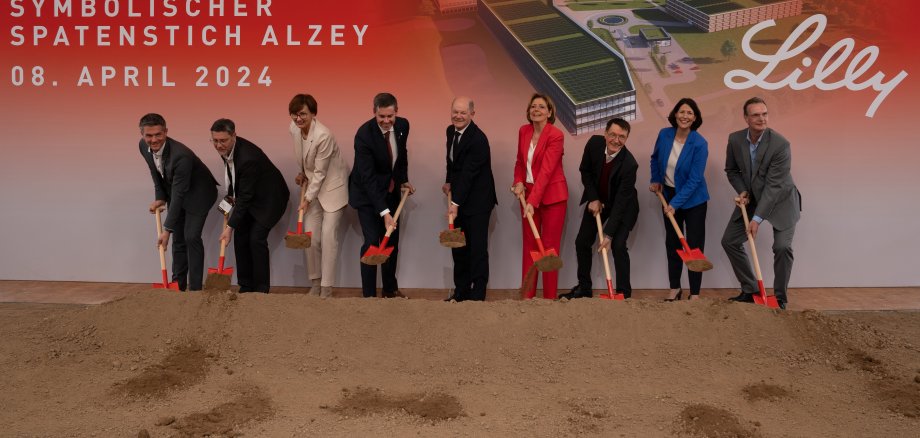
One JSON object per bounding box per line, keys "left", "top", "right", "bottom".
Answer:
{"left": 288, "top": 94, "right": 349, "bottom": 297}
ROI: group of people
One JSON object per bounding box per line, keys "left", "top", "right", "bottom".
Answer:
{"left": 138, "top": 92, "right": 800, "bottom": 308}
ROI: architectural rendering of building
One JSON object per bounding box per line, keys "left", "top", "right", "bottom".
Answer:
{"left": 435, "top": 0, "right": 477, "bottom": 14}
{"left": 479, "top": 0, "right": 636, "bottom": 134}
{"left": 665, "top": 0, "right": 803, "bottom": 32}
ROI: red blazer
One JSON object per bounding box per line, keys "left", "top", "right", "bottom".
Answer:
{"left": 514, "top": 123, "right": 568, "bottom": 207}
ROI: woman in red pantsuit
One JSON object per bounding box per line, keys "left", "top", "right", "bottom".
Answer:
{"left": 511, "top": 93, "right": 568, "bottom": 299}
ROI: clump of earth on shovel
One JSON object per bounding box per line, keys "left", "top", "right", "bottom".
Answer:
{"left": 284, "top": 233, "right": 311, "bottom": 249}
{"left": 439, "top": 229, "right": 466, "bottom": 248}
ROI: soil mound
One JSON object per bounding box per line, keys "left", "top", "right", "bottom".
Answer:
{"left": 1, "top": 292, "right": 918, "bottom": 436}
{"left": 741, "top": 382, "right": 792, "bottom": 402}
{"left": 116, "top": 340, "right": 210, "bottom": 397}
{"left": 678, "top": 404, "right": 758, "bottom": 438}
{"left": 172, "top": 386, "right": 273, "bottom": 437}
{"left": 331, "top": 386, "right": 463, "bottom": 421}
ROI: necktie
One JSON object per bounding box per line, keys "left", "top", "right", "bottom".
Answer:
{"left": 384, "top": 131, "right": 395, "bottom": 193}
{"left": 450, "top": 131, "right": 460, "bottom": 162}
{"left": 224, "top": 159, "right": 234, "bottom": 197}
{"left": 384, "top": 131, "right": 394, "bottom": 167}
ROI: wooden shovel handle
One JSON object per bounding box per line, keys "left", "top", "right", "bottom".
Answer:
{"left": 296, "top": 181, "right": 307, "bottom": 222}
{"left": 447, "top": 192, "right": 455, "bottom": 226}
{"left": 383, "top": 188, "right": 410, "bottom": 238}
{"left": 516, "top": 192, "right": 542, "bottom": 241}
{"left": 594, "top": 212, "right": 613, "bottom": 282}
{"left": 219, "top": 215, "right": 229, "bottom": 257}
{"left": 655, "top": 191, "right": 686, "bottom": 240}
{"left": 154, "top": 208, "right": 167, "bottom": 269}
{"left": 739, "top": 203, "right": 764, "bottom": 282}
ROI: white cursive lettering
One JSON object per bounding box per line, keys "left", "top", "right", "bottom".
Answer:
{"left": 724, "top": 14, "right": 907, "bottom": 118}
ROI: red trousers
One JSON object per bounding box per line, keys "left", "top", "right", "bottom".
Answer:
{"left": 520, "top": 198, "right": 566, "bottom": 299}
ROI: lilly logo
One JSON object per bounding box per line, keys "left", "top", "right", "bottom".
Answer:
{"left": 724, "top": 14, "right": 907, "bottom": 118}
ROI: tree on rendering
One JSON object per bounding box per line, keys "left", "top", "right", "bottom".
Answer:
{"left": 721, "top": 40, "right": 737, "bottom": 60}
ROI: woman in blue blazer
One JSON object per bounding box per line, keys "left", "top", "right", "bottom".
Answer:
{"left": 649, "top": 98, "right": 709, "bottom": 300}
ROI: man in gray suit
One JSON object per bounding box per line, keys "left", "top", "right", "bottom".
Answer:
{"left": 139, "top": 113, "right": 218, "bottom": 291}
{"left": 721, "top": 97, "right": 801, "bottom": 309}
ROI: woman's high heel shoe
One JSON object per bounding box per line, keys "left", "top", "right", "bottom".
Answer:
{"left": 664, "top": 288, "right": 683, "bottom": 302}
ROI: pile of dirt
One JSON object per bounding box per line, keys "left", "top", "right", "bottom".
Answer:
{"left": 0, "top": 291, "right": 918, "bottom": 436}
{"left": 330, "top": 386, "right": 463, "bottom": 421}
{"left": 116, "top": 340, "right": 210, "bottom": 398}
{"left": 677, "top": 404, "right": 759, "bottom": 438}
{"left": 741, "top": 382, "right": 792, "bottom": 402}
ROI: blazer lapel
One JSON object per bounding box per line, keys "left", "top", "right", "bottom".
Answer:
{"left": 740, "top": 134, "right": 752, "bottom": 183}
{"left": 161, "top": 140, "right": 172, "bottom": 185}
{"left": 608, "top": 148, "right": 624, "bottom": 187}
{"left": 753, "top": 129, "right": 771, "bottom": 179}
{"left": 594, "top": 139, "right": 605, "bottom": 176}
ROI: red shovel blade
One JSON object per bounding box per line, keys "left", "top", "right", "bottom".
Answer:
{"left": 599, "top": 279, "right": 625, "bottom": 300}
{"left": 207, "top": 267, "right": 234, "bottom": 275}
{"left": 676, "top": 247, "right": 713, "bottom": 272}
{"left": 752, "top": 280, "right": 780, "bottom": 309}
{"left": 208, "top": 256, "right": 234, "bottom": 275}
{"left": 153, "top": 269, "right": 180, "bottom": 290}
{"left": 361, "top": 236, "right": 394, "bottom": 265}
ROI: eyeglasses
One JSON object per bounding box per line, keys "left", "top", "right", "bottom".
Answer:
{"left": 210, "top": 137, "right": 233, "bottom": 146}
{"left": 605, "top": 133, "right": 628, "bottom": 141}
{"left": 291, "top": 112, "right": 311, "bottom": 120}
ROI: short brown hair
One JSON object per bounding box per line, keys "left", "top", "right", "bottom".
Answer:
{"left": 743, "top": 97, "right": 766, "bottom": 116}
{"left": 289, "top": 94, "right": 318, "bottom": 116}
{"left": 526, "top": 93, "right": 556, "bottom": 124}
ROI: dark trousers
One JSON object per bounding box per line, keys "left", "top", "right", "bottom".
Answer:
{"left": 574, "top": 207, "right": 632, "bottom": 297}
{"left": 233, "top": 212, "right": 273, "bottom": 293}
{"left": 357, "top": 195, "right": 401, "bottom": 297}
{"left": 170, "top": 210, "right": 208, "bottom": 291}
{"left": 721, "top": 204, "right": 795, "bottom": 301}
{"left": 661, "top": 186, "right": 707, "bottom": 294}
{"left": 451, "top": 210, "right": 491, "bottom": 301}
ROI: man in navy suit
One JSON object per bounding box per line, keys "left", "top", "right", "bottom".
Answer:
{"left": 348, "top": 93, "right": 416, "bottom": 298}
{"left": 212, "top": 118, "right": 290, "bottom": 293}
{"left": 138, "top": 113, "right": 218, "bottom": 291}
{"left": 442, "top": 97, "right": 497, "bottom": 301}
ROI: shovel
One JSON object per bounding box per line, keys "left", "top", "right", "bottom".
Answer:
{"left": 285, "top": 182, "right": 312, "bottom": 249}
{"left": 152, "top": 208, "right": 180, "bottom": 291}
{"left": 361, "top": 188, "right": 410, "bottom": 265}
{"left": 739, "top": 203, "right": 781, "bottom": 309}
{"left": 204, "top": 214, "right": 234, "bottom": 290}
{"left": 516, "top": 192, "right": 562, "bottom": 272}
{"left": 439, "top": 192, "right": 466, "bottom": 248}
{"left": 595, "top": 212, "right": 624, "bottom": 300}
{"left": 656, "top": 191, "right": 713, "bottom": 272}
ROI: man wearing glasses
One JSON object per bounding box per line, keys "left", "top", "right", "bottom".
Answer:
{"left": 561, "top": 118, "right": 639, "bottom": 300}
{"left": 138, "top": 113, "right": 218, "bottom": 291}
{"left": 212, "top": 118, "right": 290, "bottom": 293}
{"left": 722, "top": 97, "right": 801, "bottom": 309}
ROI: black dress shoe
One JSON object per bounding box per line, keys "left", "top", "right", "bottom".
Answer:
{"left": 559, "top": 286, "right": 592, "bottom": 300}
{"left": 775, "top": 296, "right": 787, "bottom": 309}
{"left": 383, "top": 290, "right": 408, "bottom": 299}
{"left": 729, "top": 292, "right": 755, "bottom": 303}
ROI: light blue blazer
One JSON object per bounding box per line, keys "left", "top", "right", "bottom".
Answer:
{"left": 650, "top": 127, "right": 709, "bottom": 210}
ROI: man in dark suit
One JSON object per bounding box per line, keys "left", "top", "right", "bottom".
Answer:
{"left": 212, "top": 118, "right": 290, "bottom": 293}
{"left": 442, "top": 97, "right": 497, "bottom": 301}
{"left": 562, "top": 118, "right": 639, "bottom": 299}
{"left": 722, "top": 97, "right": 801, "bottom": 309}
{"left": 349, "top": 93, "right": 415, "bottom": 298}
{"left": 138, "top": 113, "right": 218, "bottom": 291}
